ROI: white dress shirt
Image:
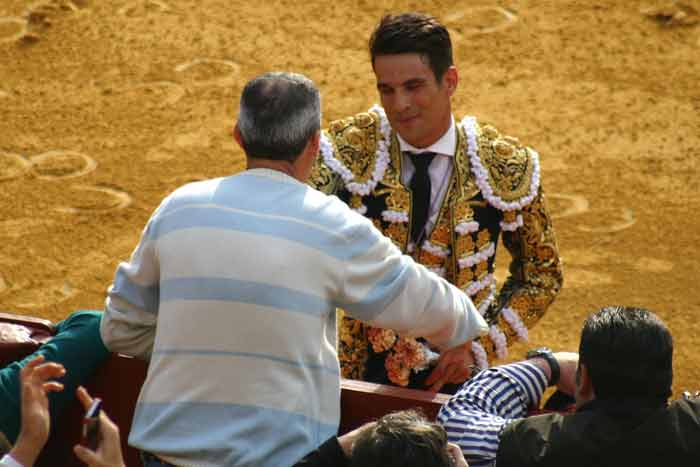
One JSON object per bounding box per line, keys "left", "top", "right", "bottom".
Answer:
{"left": 397, "top": 116, "right": 456, "bottom": 248}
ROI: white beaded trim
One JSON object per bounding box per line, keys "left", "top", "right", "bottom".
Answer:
{"left": 458, "top": 242, "right": 495, "bottom": 269}
{"left": 461, "top": 116, "right": 541, "bottom": 212}
{"left": 500, "top": 214, "right": 523, "bottom": 232}
{"left": 501, "top": 307, "right": 529, "bottom": 342}
{"left": 471, "top": 341, "right": 489, "bottom": 370}
{"left": 426, "top": 266, "right": 446, "bottom": 278}
{"left": 464, "top": 273, "right": 495, "bottom": 297}
{"left": 319, "top": 105, "right": 391, "bottom": 196}
{"left": 422, "top": 240, "right": 449, "bottom": 258}
{"left": 455, "top": 221, "right": 480, "bottom": 235}
{"left": 477, "top": 284, "right": 497, "bottom": 316}
{"left": 489, "top": 325, "right": 508, "bottom": 360}
{"left": 381, "top": 210, "right": 409, "bottom": 223}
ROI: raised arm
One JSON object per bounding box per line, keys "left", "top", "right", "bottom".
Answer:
{"left": 437, "top": 361, "right": 547, "bottom": 465}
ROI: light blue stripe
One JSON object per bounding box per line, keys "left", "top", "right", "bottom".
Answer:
{"left": 129, "top": 401, "right": 337, "bottom": 467}
{"left": 151, "top": 349, "right": 339, "bottom": 376}
{"left": 150, "top": 204, "right": 378, "bottom": 262}
{"left": 339, "top": 254, "right": 414, "bottom": 321}
{"left": 110, "top": 270, "right": 159, "bottom": 314}
{"left": 160, "top": 277, "right": 334, "bottom": 317}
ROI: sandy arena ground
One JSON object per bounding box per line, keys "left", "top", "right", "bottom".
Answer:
{"left": 1, "top": 0, "right": 699, "bottom": 396}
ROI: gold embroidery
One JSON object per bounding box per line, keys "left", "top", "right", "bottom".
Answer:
{"left": 349, "top": 195, "right": 364, "bottom": 211}
{"left": 385, "top": 223, "right": 409, "bottom": 249}
{"left": 418, "top": 250, "right": 445, "bottom": 267}
{"left": 458, "top": 267, "right": 474, "bottom": 284}
{"left": 502, "top": 210, "right": 517, "bottom": 224}
{"left": 431, "top": 222, "right": 450, "bottom": 246}
{"left": 474, "top": 261, "right": 488, "bottom": 278}
{"left": 454, "top": 203, "right": 475, "bottom": 224}
{"left": 337, "top": 314, "right": 369, "bottom": 379}
{"left": 476, "top": 122, "right": 536, "bottom": 203}
{"left": 476, "top": 229, "right": 491, "bottom": 248}
{"left": 456, "top": 234, "right": 475, "bottom": 253}
{"left": 386, "top": 189, "right": 410, "bottom": 213}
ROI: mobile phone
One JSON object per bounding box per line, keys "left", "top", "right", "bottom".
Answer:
{"left": 82, "top": 398, "right": 102, "bottom": 451}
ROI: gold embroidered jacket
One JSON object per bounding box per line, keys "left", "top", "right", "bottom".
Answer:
{"left": 309, "top": 107, "right": 563, "bottom": 387}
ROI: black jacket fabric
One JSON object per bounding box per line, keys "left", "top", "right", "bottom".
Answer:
{"left": 292, "top": 437, "right": 348, "bottom": 467}
{"left": 497, "top": 397, "right": 700, "bottom": 467}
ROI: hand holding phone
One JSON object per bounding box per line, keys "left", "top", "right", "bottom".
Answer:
{"left": 82, "top": 397, "right": 103, "bottom": 451}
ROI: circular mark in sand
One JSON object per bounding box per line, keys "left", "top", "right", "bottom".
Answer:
{"left": 0, "top": 152, "right": 32, "bottom": 181}
{"left": 118, "top": 0, "right": 170, "bottom": 17}
{"left": 577, "top": 208, "right": 636, "bottom": 233}
{"left": 0, "top": 17, "right": 28, "bottom": 43}
{"left": 174, "top": 58, "right": 241, "bottom": 86}
{"left": 114, "top": 81, "right": 186, "bottom": 106}
{"left": 444, "top": 7, "right": 517, "bottom": 37}
{"left": 548, "top": 193, "right": 590, "bottom": 219}
{"left": 55, "top": 184, "right": 132, "bottom": 213}
{"left": 15, "top": 280, "right": 76, "bottom": 309}
{"left": 30, "top": 150, "right": 97, "bottom": 179}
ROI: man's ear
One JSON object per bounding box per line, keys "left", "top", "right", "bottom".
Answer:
{"left": 233, "top": 124, "right": 244, "bottom": 149}
{"left": 309, "top": 130, "right": 321, "bottom": 155}
{"left": 442, "top": 66, "right": 458, "bottom": 97}
{"left": 578, "top": 363, "right": 595, "bottom": 400}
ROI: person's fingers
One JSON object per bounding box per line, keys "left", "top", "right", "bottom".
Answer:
{"left": 425, "top": 358, "right": 449, "bottom": 386}
{"left": 99, "top": 411, "right": 121, "bottom": 443}
{"left": 31, "top": 362, "right": 66, "bottom": 382}
{"left": 447, "top": 362, "right": 471, "bottom": 383}
{"left": 428, "top": 377, "right": 446, "bottom": 392}
{"left": 42, "top": 381, "right": 65, "bottom": 393}
{"left": 74, "top": 444, "right": 100, "bottom": 464}
{"left": 447, "top": 443, "right": 469, "bottom": 467}
{"left": 76, "top": 386, "right": 94, "bottom": 411}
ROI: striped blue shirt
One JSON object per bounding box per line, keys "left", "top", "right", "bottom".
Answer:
{"left": 101, "top": 168, "right": 487, "bottom": 466}
{"left": 438, "top": 362, "right": 548, "bottom": 467}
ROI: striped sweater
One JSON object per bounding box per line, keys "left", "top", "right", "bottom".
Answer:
{"left": 100, "top": 168, "right": 487, "bottom": 466}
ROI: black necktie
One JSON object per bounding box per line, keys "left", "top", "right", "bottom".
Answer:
{"left": 407, "top": 152, "right": 436, "bottom": 244}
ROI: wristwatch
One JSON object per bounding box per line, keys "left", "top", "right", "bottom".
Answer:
{"left": 526, "top": 347, "right": 560, "bottom": 386}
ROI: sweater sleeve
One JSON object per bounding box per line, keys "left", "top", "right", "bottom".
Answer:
{"left": 100, "top": 198, "right": 170, "bottom": 359}
{"left": 437, "top": 361, "right": 548, "bottom": 466}
{"left": 336, "top": 215, "right": 488, "bottom": 351}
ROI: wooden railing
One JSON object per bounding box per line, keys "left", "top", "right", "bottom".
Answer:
{"left": 1, "top": 313, "right": 448, "bottom": 466}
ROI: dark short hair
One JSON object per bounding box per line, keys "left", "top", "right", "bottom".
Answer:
{"left": 579, "top": 306, "right": 673, "bottom": 402}
{"left": 237, "top": 72, "right": 320, "bottom": 162}
{"left": 369, "top": 13, "right": 454, "bottom": 81}
{"left": 350, "top": 410, "right": 453, "bottom": 467}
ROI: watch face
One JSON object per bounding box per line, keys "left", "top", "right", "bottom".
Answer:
{"left": 526, "top": 347, "right": 552, "bottom": 359}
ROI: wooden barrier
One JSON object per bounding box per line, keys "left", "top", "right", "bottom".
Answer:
{"left": 1, "top": 313, "right": 449, "bottom": 466}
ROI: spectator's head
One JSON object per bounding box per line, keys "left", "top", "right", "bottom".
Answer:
{"left": 350, "top": 410, "right": 455, "bottom": 467}
{"left": 235, "top": 72, "right": 321, "bottom": 174}
{"left": 577, "top": 306, "right": 673, "bottom": 405}
{"left": 368, "top": 13, "right": 458, "bottom": 149}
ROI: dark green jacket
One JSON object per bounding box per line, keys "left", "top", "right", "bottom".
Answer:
{"left": 497, "top": 397, "right": 700, "bottom": 467}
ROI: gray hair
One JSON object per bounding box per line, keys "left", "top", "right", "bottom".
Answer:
{"left": 237, "top": 72, "right": 321, "bottom": 162}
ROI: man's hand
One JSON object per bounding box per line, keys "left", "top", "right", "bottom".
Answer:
{"left": 73, "top": 387, "right": 126, "bottom": 467}
{"left": 447, "top": 443, "right": 469, "bottom": 467}
{"left": 553, "top": 352, "right": 579, "bottom": 396}
{"left": 11, "top": 355, "right": 65, "bottom": 467}
{"left": 425, "top": 341, "right": 474, "bottom": 392}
